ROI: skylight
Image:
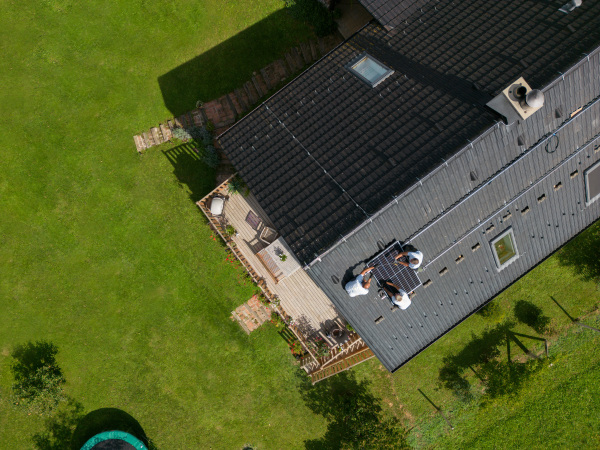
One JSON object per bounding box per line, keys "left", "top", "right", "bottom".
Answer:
{"left": 490, "top": 228, "right": 519, "bottom": 270}
{"left": 347, "top": 53, "right": 394, "bottom": 88}
{"left": 585, "top": 160, "right": 600, "bottom": 205}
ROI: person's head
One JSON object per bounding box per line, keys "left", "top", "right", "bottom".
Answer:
{"left": 410, "top": 258, "right": 419, "bottom": 265}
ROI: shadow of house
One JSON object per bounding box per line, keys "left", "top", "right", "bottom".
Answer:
{"left": 163, "top": 143, "right": 216, "bottom": 203}
{"left": 157, "top": 9, "right": 310, "bottom": 117}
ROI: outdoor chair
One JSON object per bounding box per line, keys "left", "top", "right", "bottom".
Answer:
{"left": 259, "top": 225, "right": 278, "bottom": 245}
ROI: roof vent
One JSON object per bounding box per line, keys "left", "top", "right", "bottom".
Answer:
{"left": 486, "top": 77, "right": 545, "bottom": 125}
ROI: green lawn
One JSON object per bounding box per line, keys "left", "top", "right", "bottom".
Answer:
{"left": 1, "top": 0, "right": 600, "bottom": 448}
{"left": 0, "top": 1, "right": 321, "bottom": 448}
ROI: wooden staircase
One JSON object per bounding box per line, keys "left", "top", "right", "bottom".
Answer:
{"left": 310, "top": 346, "right": 375, "bottom": 384}
{"left": 300, "top": 335, "right": 376, "bottom": 384}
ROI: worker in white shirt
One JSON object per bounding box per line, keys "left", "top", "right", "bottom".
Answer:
{"left": 382, "top": 281, "right": 412, "bottom": 310}
{"left": 345, "top": 266, "right": 376, "bottom": 297}
{"left": 395, "top": 249, "right": 423, "bottom": 269}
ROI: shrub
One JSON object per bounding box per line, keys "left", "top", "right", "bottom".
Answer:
{"left": 228, "top": 176, "right": 248, "bottom": 196}
{"left": 270, "top": 311, "right": 285, "bottom": 328}
{"left": 290, "top": 340, "right": 304, "bottom": 356}
{"left": 172, "top": 127, "right": 192, "bottom": 141}
{"left": 285, "top": 0, "right": 337, "bottom": 37}
{"left": 225, "top": 225, "right": 236, "bottom": 236}
{"left": 201, "top": 144, "right": 219, "bottom": 168}
{"left": 345, "top": 323, "right": 355, "bottom": 332}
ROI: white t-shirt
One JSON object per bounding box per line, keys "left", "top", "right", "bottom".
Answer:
{"left": 392, "top": 290, "right": 411, "bottom": 310}
{"left": 345, "top": 274, "right": 369, "bottom": 297}
{"left": 408, "top": 250, "right": 423, "bottom": 269}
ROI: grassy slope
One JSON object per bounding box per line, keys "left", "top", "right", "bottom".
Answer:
{"left": 419, "top": 316, "right": 600, "bottom": 449}
{"left": 0, "top": 1, "right": 320, "bottom": 448}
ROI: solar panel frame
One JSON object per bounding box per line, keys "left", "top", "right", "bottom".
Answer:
{"left": 367, "top": 241, "right": 422, "bottom": 294}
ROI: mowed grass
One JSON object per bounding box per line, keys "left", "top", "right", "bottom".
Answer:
{"left": 0, "top": 1, "right": 321, "bottom": 448}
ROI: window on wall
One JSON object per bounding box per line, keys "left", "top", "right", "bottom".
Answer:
{"left": 585, "top": 160, "right": 600, "bottom": 205}
{"left": 490, "top": 228, "right": 519, "bottom": 270}
{"left": 347, "top": 53, "right": 394, "bottom": 87}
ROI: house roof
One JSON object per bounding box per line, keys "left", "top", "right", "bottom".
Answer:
{"left": 219, "top": 0, "right": 600, "bottom": 266}
{"left": 306, "top": 59, "right": 600, "bottom": 370}
{"left": 358, "top": 0, "right": 432, "bottom": 30}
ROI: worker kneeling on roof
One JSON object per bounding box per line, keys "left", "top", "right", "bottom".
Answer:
{"left": 394, "top": 249, "right": 423, "bottom": 269}
{"left": 383, "top": 281, "right": 412, "bottom": 310}
{"left": 345, "top": 266, "right": 375, "bottom": 297}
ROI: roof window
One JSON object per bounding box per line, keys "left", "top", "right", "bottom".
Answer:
{"left": 490, "top": 228, "right": 519, "bottom": 270}
{"left": 347, "top": 53, "right": 394, "bottom": 88}
{"left": 585, "top": 160, "right": 600, "bottom": 205}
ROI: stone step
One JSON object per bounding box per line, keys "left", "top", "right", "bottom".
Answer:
{"left": 259, "top": 67, "right": 273, "bottom": 91}
{"left": 274, "top": 59, "right": 289, "bottom": 81}
{"left": 232, "top": 310, "right": 251, "bottom": 335}
{"left": 159, "top": 123, "right": 172, "bottom": 141}
{"left": 284, "top": 51, "right": 300, "bottom": 73}
{"left": 191, "top": 109, "right": 205, "bottom": 127}
{"left": 251, "top": 74, "right": 267, "bottom": 99}
{"left": 227, "top": 92, "right": 244, "bottom": 117}
{"left": 150, "top": 126, "right": 162, "bottom": 145}
{"left": 134, "top": 135, "right": 146, "bottom": 153}
{"left": 233, "top": 88, "right": 250, "bottom": 112}
{"left": 292, "top": 47, "right": 305, "bottom": 68}
{"left": 223, "top": 94, "right": 239, "bottom": 121}
{"left": 309, "top": 39, "right": 319, "bottom": 60}
{"left": 241, "top": 303, "right": 262, "bottom": 324}
{"left": 244, "top": 80, "right": 259, "bottom": 105}
{"left": 300, "top": 42, "right": 312, "bottom": 65}
{"left": 142, "top": 131, "right": 154, "bottom": 148}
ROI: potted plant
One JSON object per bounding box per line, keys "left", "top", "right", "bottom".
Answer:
{"left": 225, "top": 225, "right": 236, "bottom": 237}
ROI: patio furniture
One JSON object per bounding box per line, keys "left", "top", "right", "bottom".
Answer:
{"left": 209, "top": 195, "right": 226, "bottom": 216}
{"left": 245, "top": 210, "right": 262, "bottom": 230}
{"left": 259, "top": 226, "right": 278, "bottom": 245}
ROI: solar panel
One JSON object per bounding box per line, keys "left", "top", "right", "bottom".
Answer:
{"left": 367, "top": 241, "right": 422, "bottom": 293}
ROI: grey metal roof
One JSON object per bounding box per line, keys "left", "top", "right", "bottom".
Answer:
{"left": 220, "top": 0, "right": 600, "bottom": 266}
{"left": 307, "top": 50, "right": 600, "bottom": 371}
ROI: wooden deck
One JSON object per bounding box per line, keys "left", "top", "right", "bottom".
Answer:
{"left": 223, "top": 190, "right": 344, "bottom": 340}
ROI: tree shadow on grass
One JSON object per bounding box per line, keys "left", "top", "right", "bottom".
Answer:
{"left": 157, "top": 9, "right": 311, "bottom": 117}
{"left": 514, "top": 300, "right": 550, "bottom": 333}
{"left": 557, "top": 221, "right": 600, "bottom": 283}
{"left": 297, "top": 370, "right": 408, "bottom": 449}
{"left": 163, "top": 143, "right": 216, "bottom": 203}
{"left": 438, "top": 321, "right": 546, "bottom": 402}
{"left": 32, "top": 403, "right": 157, "bottom": 450}
{"left": 11, "top": 341, "right": 66, "bottom": 416}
